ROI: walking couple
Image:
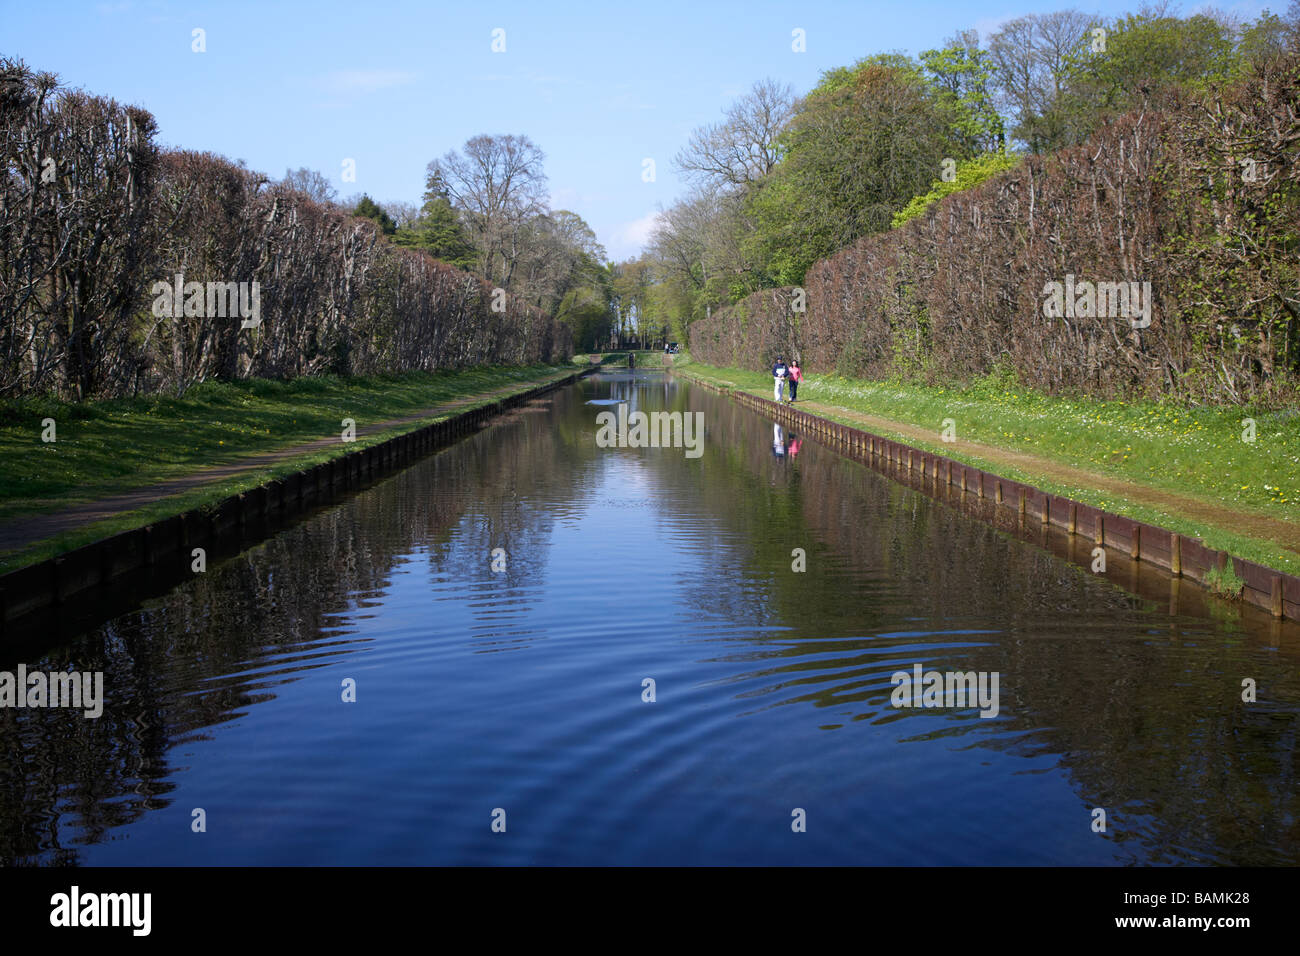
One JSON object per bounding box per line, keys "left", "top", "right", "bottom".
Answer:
{"left": 772, "top": 356, "right": 801, "bottom": 403}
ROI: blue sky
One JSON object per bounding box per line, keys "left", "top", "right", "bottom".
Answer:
{"left": 2, "top": 0, "right": 1273, "bottom": 260}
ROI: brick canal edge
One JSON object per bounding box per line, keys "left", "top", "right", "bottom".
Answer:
{"left": 696, "top": 379, "right": 1300, "bottom": 626}
{"left": 0, "top": 367, "right": 599, "bottom": 638}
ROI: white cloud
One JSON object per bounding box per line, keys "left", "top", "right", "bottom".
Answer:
{"left": 605, "top": 211, "right": 662, "bottom": 259}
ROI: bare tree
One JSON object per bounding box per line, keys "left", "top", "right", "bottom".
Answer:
{"left": 988, "top": 17, "right": 1039, "bottom": 128}
{"left": 674, "top": 78, "right": 796, "bottom": 189}
{"left": 281, "top": 167, "right": 337, "bottom": 205}
{"left": 380, "top": 200, "right": 420, "bottom": 230}
{"left": 426, "top": 134, "right": 548, "bottom": 288}
{"left": 511, "top": 209, "right": 605, "bottom": 315}
{"left": 649, "top": 189, "right": 719, "bottom": 293}
{"left": 1035, "top": 10, "right": 1098, "bottom": 99}
{"left": 988, "top": 10, "right": 1095, "bottom": 152}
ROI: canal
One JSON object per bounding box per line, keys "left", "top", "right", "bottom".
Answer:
{"left": 2, "top": 369, "right": 1298, "bottom": 865}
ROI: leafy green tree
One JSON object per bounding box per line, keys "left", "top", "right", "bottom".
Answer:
{"left": 743, "top": 58, "right": 964, "bottom": 285}
{"left": 554, "top": 261, "right": 615, "bottom": 351}
{"left": 352, "top": 194, "right": 396, "bottom": 235}
{"left": 1063, "top": 12, "right": 1238, "bottom": 117}
{"left": 393, "top": 171, "right": 478, "bottom": 270}
{"left": 395, "top": 200, "right": 478, "bottom": 270}
{"left": 610, "top": 257, "right": 654, "bottom": 346}
{"left": 814, "top": 52, "right": 923, "bottom": 95}
{"left": 920, "top": 31, "right": 1005, "bottom": 154}
{"left": 1236, "top": 10, "right": 1295, "bottom": 69}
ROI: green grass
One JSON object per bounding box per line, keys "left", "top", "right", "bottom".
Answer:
{"left": 569, "top": 352, "right": 640, "bottom": 366}
{"left": 629, "top": 350, "right": 672, "bottom": 367}
{"left": 570, "top": 350, "right": 671, "bottom": 367}
{"left": 0, "top": 364, "right": 572, "bottom": 574}
{"left": 672, "top": 353, "right": 1300, "bottom": 575}
{"left": 1203, "top": 562, "right": 1246, "bottom": 598}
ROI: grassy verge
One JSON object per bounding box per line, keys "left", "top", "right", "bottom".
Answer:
{"left": 0, "top": 364, "right": 572, "bottom": 574}
{"left": 673, "top": 353, "right": 1300, "bottom": 575}
{"left": 630, "top": 350, "right": 672, "bottom": 367}
{"left": 570, "top": 351, "right": 671, "bottom": 367}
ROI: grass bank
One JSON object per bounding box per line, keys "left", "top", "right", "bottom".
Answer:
{"left": 672, "top": 353, "right": 1300, "bottom": 575}
{"left": 0, "top": 364, "right": 572, "bottom": 574}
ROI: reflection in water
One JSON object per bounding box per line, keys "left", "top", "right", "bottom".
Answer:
{"left": 770, "top": 423, "right": 804, "bottom": 463}
{"left": 772, "top": 423, "right": 786, "bottom": 459}
{"left": 2, "top": 369, "right": 1299, "bottom": 866}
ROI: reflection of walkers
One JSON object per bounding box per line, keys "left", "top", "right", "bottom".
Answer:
{"left": 772, "top": 423, "right": 786, "bottom": 458}
{"left": 788, "top": 433, "right": 801, "bottom": 457}
{"left": 788, "top": 359, "right": 802, "bottom": 402}
{"left": 772, "top": 356, "right": 789, "bottom": 402}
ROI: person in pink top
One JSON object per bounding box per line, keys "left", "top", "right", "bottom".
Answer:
{"left": 788, "top": 359, "right": 803, "bottom": 403}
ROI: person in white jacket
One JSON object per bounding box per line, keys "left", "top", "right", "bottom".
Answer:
{"left": 772, "top": 357, "right": 789, "bottom": 402}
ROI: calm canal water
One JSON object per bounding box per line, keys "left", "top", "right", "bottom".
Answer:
{"left": 2, "top": 369, "right": 1298, "bottom": 865}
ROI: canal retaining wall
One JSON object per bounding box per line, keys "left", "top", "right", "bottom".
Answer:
{"left": 0, "top": 369, "right": 595, "bottom": 635}
{"left": 698, "top": 382, "right": 1300, "bottom": 624}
